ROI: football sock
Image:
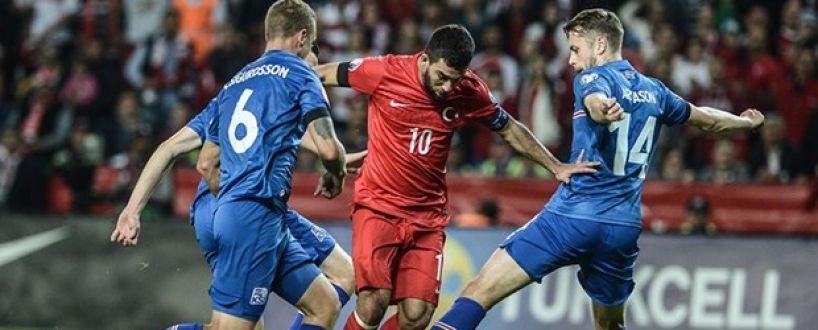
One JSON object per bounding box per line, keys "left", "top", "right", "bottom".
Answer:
{"left": 299, "top": 324, "right": 326, "bottom": 330}
{"left": 343, "top": 311, "right": 378, "bottom": 330}
{"left": 166, "top": 323, "right": 203, "bottom": 330}
{"left": 289, "top": 282, "right": 350, "bottom": 330}
{"left": 431, "top": 297, "right": 486, "bottom": 330}
{"left": 380, "top": 313, "right": 399, "bottom": 330}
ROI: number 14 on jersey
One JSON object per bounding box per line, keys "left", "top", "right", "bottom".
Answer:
{"left": 608, "top": 113, "right": 657, "bottom": 179}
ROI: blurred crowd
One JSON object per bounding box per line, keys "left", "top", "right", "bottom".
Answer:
{"left": 0, "top": 0, "right": 817, "bottom": 215}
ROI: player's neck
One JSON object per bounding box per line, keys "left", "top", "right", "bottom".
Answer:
{"left": 264, "top": 39, "right": 298, "bottom": 55}
{"left": 594, "top": 53, "right": 623, "bottom": 67}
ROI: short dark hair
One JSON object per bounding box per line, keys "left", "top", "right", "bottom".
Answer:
{"left": 563, "top": 8, "right": 624, "bottom": 52}
{"left": 425, "top": 24, "right": 475, "bottom": 71}
{"left": 265, "top": 0, "right": 316, "bottom": 41}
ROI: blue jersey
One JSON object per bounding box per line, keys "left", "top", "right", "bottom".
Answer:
{"left": 207, "top": 50, "right": 329, "bottom": 210}
{"left": 185, "top": 98, "right": 219, "bottom": 208}
{"left": 546, "top": 60, "right": 690, "bottom": 227}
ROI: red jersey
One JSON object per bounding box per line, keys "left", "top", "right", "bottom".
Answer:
{"left": 346, "top": 53, "right": 509, "bottom": 227}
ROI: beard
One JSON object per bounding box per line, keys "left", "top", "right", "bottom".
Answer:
{"left": 422, "top": 69, "right": 446, "bottom": 102}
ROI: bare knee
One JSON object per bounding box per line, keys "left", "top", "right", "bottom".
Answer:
{"left": 321, "top": 246, "right": 356, "bottom": 295}
{"left": 355, "top": 289, "right": 391, "bottom": 325}
{"left": 298, "top": 279, "right": 341, "bottom": 325}
{"left": 398, "top": 299, "right": 435, "bottom": 330}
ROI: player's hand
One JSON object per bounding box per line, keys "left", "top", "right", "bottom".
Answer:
{"left": 111, "top": 209, "right": 141, "bottom": 247}
{"left": 314, "top": 171, "right": 345, "bottom": 199}
{"left": 553, "top": 149, "right": 600, "bottom": 184}
{"left": 740, "top": 108, "right": 765, "bottom": 129}
{"left": 603, "top": 97, "right": 625, "bottom": 122}
{"left": 345, "top": 150, "right": 368, "bottom": 174}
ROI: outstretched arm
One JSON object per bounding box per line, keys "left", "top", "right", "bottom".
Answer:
{"left": 497, "top": 118, "right": 599, "bottom": 183}
{"left": 315, "top": 62, "right": 344, "bottom": 87}
{"left": 111, "top": 127, "right": 203, "bottom": 247}
{"left": 686, "top": 105, "right": 764, "bottom": 133}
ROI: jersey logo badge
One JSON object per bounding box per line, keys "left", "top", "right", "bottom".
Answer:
{"left": 349, "top": 58, "right": 363, "bottom": 71}
{"left": 311, "top": 226, "right": 327, "bottom": 242}
{"left": 250, "top": 287, "right": 268, "bottom": 305}
{"left": 390, "top": 100, "right": 410, "bottom": 108}
{"left": 580, "top": 73, "right": 599, "bottom": 85}
{"left": 442, "top": 107, "right": 459, "bottom": 122}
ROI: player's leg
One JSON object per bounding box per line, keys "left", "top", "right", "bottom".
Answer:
{"left": 343, "top": 206, "right": 403, "bottom": 330}
{"left": 281, "top": 211, "right": 354, "bottom": 329}
{"left": 386, "top": 226, "right": 445, "bottom": 330}
{"left": 201, "top": 201, "right": 288, "bottom": 330}
{"left": 432, "top": 210, "right": 598, "bottom": 330}
{"left": 273, "top": 234, "right": 342, "bottom": 329}
{"left": 578, "top": 223, "right": 641, "bottom": 330}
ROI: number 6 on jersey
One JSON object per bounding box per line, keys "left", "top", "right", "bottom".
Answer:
{"left": 228, "top": 89, "right": 259, "bottom": 154}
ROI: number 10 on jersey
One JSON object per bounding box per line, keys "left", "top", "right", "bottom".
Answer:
{"left": 409, "top": 128, "right": 433, "bottom": 155}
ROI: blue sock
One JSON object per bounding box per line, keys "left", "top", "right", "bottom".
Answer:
{"left": 166, "top": 323, "right": 203, "bottom": 330}
{"left": 332, "top": 283, "right": 351, "bottom": 307}
{"left": 287, "top": 312, "right": 305, "bottom": 330}
{"left": 432, "top": 297, "right": 486, "bottom": 330}
{"left": 288, "top": 283, "right": 350, "bottom": 330}
{"left": 298, "top": 324, "right": 325, "bottom": 330}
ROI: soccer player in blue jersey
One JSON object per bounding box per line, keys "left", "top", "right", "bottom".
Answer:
{"left": 123, "top": 1, "right": 345, "bottom": 329}
{"left": 432, "top": 9, "right": 764, "bottom": 330}
{"left": 111, "top": 44, "right": 362, "bottom": 329}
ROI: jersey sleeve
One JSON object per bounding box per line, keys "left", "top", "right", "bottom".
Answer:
{"left": 205, "top": 103, "right": 220, "bottom": 145}
{"left": 462, "top": 74, "right": 511, "bottom": 131}
{"left": 298, "top": 72, "right": 332, "bottom": 124}
{"left": 654, "top": 78, "right": 691, "bottom": 126}
{"left": 574, "top": 70, "right": 612, "bottom": 99}
{"left": 344, "top": 56, "right": 387, "bottom": 95}
{"left": 186, "top": 97, "right": 218, "bottom": 142}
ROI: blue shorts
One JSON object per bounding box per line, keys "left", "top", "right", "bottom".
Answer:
{"left": 284, "top": 210, "right": 337, "bottom": 265}
{"left": 190, "top": 194, "right": 217, "bottom": 271}
{"left": 209, "top": 200, "right": 320, "bottom": 321}
{"left": 500, "top": 210, "right": 641, "bottom": 307}
{"left": 190, "top": 196, "right": 336, "bottom": 270}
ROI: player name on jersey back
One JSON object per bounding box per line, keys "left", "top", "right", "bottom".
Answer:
{"left": 223, "top": 64, "right": 291, "bottom": 89}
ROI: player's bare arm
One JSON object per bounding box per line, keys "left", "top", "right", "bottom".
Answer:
{"left": 584, "top": 93, "right": 625, "bottom": 123}
{"left": 301, "top": 129, "right": 367, "bottom": 173}
{"left": 197, "top": 141, "right": 221, "bottom": 195}
{"left": 111, "top": 127, "right": 203, "bottom": 247}
{"left": 686, "top": 104, "right": 765, "bottom": 133}
{"left": 497, "top": 118, "right": 599, "bottom": 184}
{"left": 307, "top": 116, "right": 347, "bottom": 198}
{"left": 315, "top": 62, "right": 342, "bottom": 87}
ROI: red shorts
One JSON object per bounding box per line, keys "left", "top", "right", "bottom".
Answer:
{"left": 351, "top": 205, "right": 446, "bottom": 305}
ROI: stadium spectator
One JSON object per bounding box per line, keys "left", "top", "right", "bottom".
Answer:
{"left": 471, "top": 25, "right": 519, "bottom": 97}
{"left": 699, "top": 138, "right": 751, "bottom": 184}
{"left": 747, "top": 115, "right": 799, "bottom": 183}
{"left": 680, "top": 195, "right": 716, "bottom": 235}
{"left": 745, "top": 25, "right": 784, "bottom": 113}
{"left": 478, "top": 138, "right": 526, "bottom": 178}
{"left": 316, "top": 0, "right": 360, "bottom": 52}
{"left": 658, "top": 148, "right": 695, "bottom": 183}
{"left": 775, "top": 46, "right": 818, "bottom": 145}
{"left": 671, "top": 38, "right": 710, "bottom": 97}
{"left": 516, "top": 54, "right": 561, "bottom": 149}
{"left": 454, "top": 198, "right": 501, "bottom": 228}
{"left": 172, "top": 0, "right": 224, "bottom": 65}
{"left": 52, "top": 120, "right": 103, "bottom": 212}
{"left": 207, "top": 24, "right": 249, "bottom": 86}
{"left": 0, "top": 129, "right": 22, "bottom": 208}
{"left": 689, "top": 57, "right": 740, "bottom": 114}
{"left": 123, "top": 0, "right": 169, "bottom": 44}
{"left": 358, "top": 1, "right": 391, "bottom": 55}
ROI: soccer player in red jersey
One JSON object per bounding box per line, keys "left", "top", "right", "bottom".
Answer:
{"left": 316, "top": 24, "right": 598, "bottom": 330}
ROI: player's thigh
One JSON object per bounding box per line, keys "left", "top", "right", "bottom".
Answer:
{"left": 461, "top": 248, "right": 533, "bottom": 309}
{"left": 271, "top": 236, "right": 323, "bottom": 306}
{"left": 578, "top": 224, "right": 641, "bottom": 308}
{"left": 319, "top": 245, "right": 355, "bottom": 294}
{"left": 191, "top": 195, "right": 217, "bottom": 270}
{"left": 285, "top": 210, "right": 337, "bottom": 265}
{"left": 351, "top": 206, "right": 403, "bottom": 291}
{"left": 294, "top": 273, "right": 341, "bottom": 325}
{"left": 210, "top": 201, "right": 288, "bottom": 322}
{"left": 392, "top": 228, "right": 445, "bottom": 305}
{"left": 499, "top": 210, "right": 600, "bottom": 283}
